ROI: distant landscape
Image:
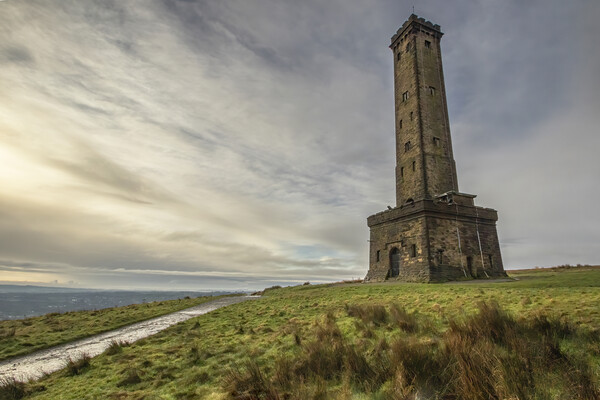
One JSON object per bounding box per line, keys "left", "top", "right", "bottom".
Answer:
{"left": 0, "top": 285, "right": 238, "bottom": 320}
{"left": 1, "top": 265, "right": 598, "bottom": 399}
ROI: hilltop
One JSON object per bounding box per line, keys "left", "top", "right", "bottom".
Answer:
{"left": 2, "top": 266, "right": 599, "bottom": 399}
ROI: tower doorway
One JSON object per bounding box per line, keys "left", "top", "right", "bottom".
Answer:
{"left": 466, "top": 256, "right": 475, "bottom": 278}
{"left": 389, "top": 248, "right": 401, "bottom": 278}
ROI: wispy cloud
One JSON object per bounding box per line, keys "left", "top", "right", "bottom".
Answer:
{"left": 0, "top": 0, "right": 597, "bottom": 289}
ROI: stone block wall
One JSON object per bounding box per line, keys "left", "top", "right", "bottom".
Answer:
{"left": 427, "top": 210, "right": 505, "bottom": 281}
{"left": 366, "top": 208, "right": 430, "bottom": 282}
{"left": 366, "top": 199, "right": 505, "bottom": 282}
{"left": 391, "top": 17, "right": 458, "bottom": 206}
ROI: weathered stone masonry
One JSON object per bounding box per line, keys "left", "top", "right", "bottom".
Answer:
{"left": 365, "top": 15, "right": 506, "bottom": 282}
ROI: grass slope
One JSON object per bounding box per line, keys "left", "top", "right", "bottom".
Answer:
{"left": 5, "top": 268, "right": 600, "bottom": 399}
{"left": 0, "top": 295, "right": 229, "bottom": 361}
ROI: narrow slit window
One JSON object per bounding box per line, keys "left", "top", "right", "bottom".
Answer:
{"left": 399, "top": 119, "right": 403, "bottom": 129}
{"left": 376, "top": 250, "right": 381, "bottom": 262}
{"left": 397, "top": 52, "right": 401, "bottom": 61}
{"left": 429, "top": 86, "right": 436, "bottom": 95}
{"left": 410, "top": 111, "right": 414, "bottom": 121}
{"left": 402, "top": 91, "right": 409, "bottom": 102}
{"left": 433, "top": 137, "right": 440, "bottom": 147}
{"left": 404, "top": 141, "right": 411, "bottom": 152}
{"left": 412, "top": 161, "right": 416, "bottom": 171}
{"left": 406, "top": 43, "right": 411, "bottom": 53}
{"left": 400, "top": 167, "right": 404, "bottom": 177}
{"left": 410, "top": 244, "right": 417, "bottom": 257}
{"left": 437, "top": 249, "right": 443, "bottom": 264}
{"left": 424, "top": 40, "right": 431, "bottom": 48}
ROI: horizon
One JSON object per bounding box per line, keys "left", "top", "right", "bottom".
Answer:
{"left": 1, "top": 1, "right": 598, "bottom": 290}
{"left": 3, "top": 264, "right": 597, "bottom": 292}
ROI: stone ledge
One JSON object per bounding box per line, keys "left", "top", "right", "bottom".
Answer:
{"left": 367, "top": 199, "right": 498, "bottom": 227}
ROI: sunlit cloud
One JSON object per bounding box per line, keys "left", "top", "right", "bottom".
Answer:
{"left": 0, "top": 0, "right": 597, "bottom": 289}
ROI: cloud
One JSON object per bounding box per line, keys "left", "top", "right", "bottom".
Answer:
{"left": 0, "top": 0, "right": 597, "bottom": 289}
{"left": 0, "top": 45, "right": 35, "bottom": 65}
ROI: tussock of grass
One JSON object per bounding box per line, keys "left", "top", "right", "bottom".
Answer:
{"left": 105, "top": 340, "right": 127, "bottom": 356}
{"left": 0, "top": 327, "right": 16, "bottom": 339}
{"left": 389, "top": 303, "right": 419, "bottom": 333}
{"left": 0, "top": 377, "right": 26, "bottom": 400}
{"left": 223, "top": 302, "right": 600, "bottom": 399}
{"left": 346, "top": 304, "right": 388, "bottom": 327}
{"left": 65, "top": 353, "right": 91, "bottom": 376}
{"left": 116, "top": 366, "right": 142, "bottom": 387}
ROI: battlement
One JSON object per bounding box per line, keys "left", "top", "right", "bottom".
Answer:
{"left": 390, "top": 14, "right": 442, "bottom": 46}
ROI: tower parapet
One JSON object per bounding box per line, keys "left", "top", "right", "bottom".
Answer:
{"left": 391, "top": 14, "right": 442, "bottom": 46}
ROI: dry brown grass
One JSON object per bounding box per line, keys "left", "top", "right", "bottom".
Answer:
{"left": 223, "top": 301, "right": 600, "bottom": 399}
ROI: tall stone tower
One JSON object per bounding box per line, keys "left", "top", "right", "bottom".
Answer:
{"left": 365, "top": 14, "right": 506, "bottom": 282}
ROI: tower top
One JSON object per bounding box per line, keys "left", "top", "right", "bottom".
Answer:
{"left": 390, "top": 14, "right": 443, "bottom": 48}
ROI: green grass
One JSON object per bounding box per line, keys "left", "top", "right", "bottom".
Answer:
{"left": 6, "top": 268, "right": 600, "bottom": 399}
{"left": 0, "top": 295, "right": 229, "bottom": 361}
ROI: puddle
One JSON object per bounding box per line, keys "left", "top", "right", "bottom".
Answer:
{"left": 0, "top": 295, "right": 258, "bottom": 382}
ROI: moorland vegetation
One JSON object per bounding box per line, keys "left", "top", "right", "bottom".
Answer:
{"left": 1, "top": 266, "right": 599, "bottom": 399}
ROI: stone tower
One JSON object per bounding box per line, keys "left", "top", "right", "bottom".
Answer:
{"left": 365, "top": 14, "right": 506, "bottom": 282}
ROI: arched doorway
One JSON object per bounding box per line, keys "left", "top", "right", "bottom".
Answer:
{"left": 389, "top": 248, "right": 401, "bottom": 278}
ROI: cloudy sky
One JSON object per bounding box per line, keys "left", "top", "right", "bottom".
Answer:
{"left": 1, "top": 0, "right": 598, "bottom": 290}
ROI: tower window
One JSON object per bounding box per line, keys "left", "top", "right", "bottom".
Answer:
{"left": 437, "top": 249, "right": 444, "bottom": 264}
{"left": 376, "top": 250, "right": 381, "bottom": 262}
{"left": 402, "top": 91, "right": 409, "bottom": 102}
{"left": 404, "top": 141, "right": 411, "bottom": 152}
{"left": 400, "top": 167, "right": 404, "bottom": 177}
{"left": 429, "top": 86, "right": 436, "bottom": 95}
{"left": 406, "top": 43, "right": 411, "bottom": 53}
{"left": 399, "top": 119, "right": 403, "bottom": 129}
{"left": 412, "top": 161, "right": 416, "bottom": 171}
{"left": 410, "top": 244, "right": 417, "bottom": 257}
{"left": 410, "top": 111, "right": 414, "bottom": 121}
{"left": 433, "top": 137, "right": 440, "bottom": 147}
{"left": 397, "top": 52, "right": 401, "bottom": 61}
{"left": 424, "top": 40, "right": 431, "bottom": 48}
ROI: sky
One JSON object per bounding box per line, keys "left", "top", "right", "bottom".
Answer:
{"left": 0, "top": 0, "right": 598, "bottom": 291}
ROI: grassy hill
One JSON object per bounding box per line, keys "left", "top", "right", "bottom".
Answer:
{"left": 0, "top": 295, "right": 227, "bottom": 361}
{"left": 3, "top": 267, "right": 600, "bottom": 399}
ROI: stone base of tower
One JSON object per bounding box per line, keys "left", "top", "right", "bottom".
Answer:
{"left": 365, "top": 194, "right": 506, "bottom": 282}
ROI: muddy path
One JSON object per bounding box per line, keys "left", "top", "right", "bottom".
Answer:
{"left": 0, "top": 295, "right": 258, "bottom": 382}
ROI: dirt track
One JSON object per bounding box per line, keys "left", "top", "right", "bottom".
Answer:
{"left": 0, "top": 295, "right": 257, "bottom": 382}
